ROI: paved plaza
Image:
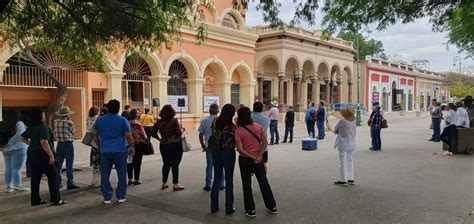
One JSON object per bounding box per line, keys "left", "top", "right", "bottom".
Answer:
{"left": 0, "top": 113, "right": 472, "bottom": 224}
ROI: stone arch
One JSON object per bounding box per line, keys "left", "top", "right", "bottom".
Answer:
{"left": 201, "top": 57, "right": 229, "bottom": 82}
{"left": 164, "top": 51, "right": 200, "bottom": 79}
{"left": 317, "top": 61, "right": 330, "bottom": 79}
{"left": 229, "top": 61, "right": 255, "bottom": 107}
{"left": 220, "top": 8, "right": 245, "bottom": 27}
{"left": 284, "top": 55, "right": 302, "bottom": 71}
{"left": 330, "top": 63, "right": 341, "bottom": 80}
{"left": 118, "top": 50, "right": 163, "bottom": 77}
{"left": 285, "top": 57, "right": 300, "bottom": 77}
{"left": 257, "top": 55, "right": 282, "bottom": 76}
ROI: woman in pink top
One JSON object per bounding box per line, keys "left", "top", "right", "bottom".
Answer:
{"left": 235, "top": 106, "right": 277, "bottom": 218}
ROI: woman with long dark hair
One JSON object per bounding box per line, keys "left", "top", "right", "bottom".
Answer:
{"left": 152, "top": 105, "right": 185, "bottom": 191}
{"left": 1, "top": 110, "right": 29, "bottom": 193}
{"left": 86, "top": 106, "right": 100, "bottom": 186}
{"left": 210, "top": 104, "right": 237, "bottom": 214}
{"left": 235, "top": 107, "right": 277, "bottom": 218}
{"left": 127, "top": 109, "right": 147, "bottom": 185}
{"left": 21, "top": 109, "right": 65, "bottom": 206}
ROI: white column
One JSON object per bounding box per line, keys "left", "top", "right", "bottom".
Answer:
{"left": 106, "top": 72, "right": 125, "bottom": 102}
{"left": 240, "top": 82, "right": 256, "bottom": 108}
{"left": 148, "top": 75, "right": 170, "bottom": 107}
{"left": 185, "top": 78, "right": 204, "bottom": 117}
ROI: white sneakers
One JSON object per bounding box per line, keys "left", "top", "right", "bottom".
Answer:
{"left": 104, "top": 198, "right": 126, "bottom": 204}
{"left": 104, "top": 200, "right": 112, "bottom": 204}
{"left": 6, "top": 187, "right": 30, "bottom": 193}
{"left": 442, "top": 151, "right": 453, "bottom": 156}
{"left": 118, "top": 198, "right": 127, "bottom": 203}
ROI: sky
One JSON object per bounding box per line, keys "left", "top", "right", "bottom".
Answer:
{"left": 244, "top": 1, "right": 474, "bottom": 73}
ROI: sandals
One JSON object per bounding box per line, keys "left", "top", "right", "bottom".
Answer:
{"left": 172, "top": 184, "right": 185, "bottom": 192}
{"left": 51, "top": 200, "right": 67, "bottom": 206}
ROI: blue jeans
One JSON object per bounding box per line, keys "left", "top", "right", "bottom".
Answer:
{"left": 211, "top": 148, "right": 236, "bottom": 213}
{"left": 269, "top": 120, "right": 279, "bottom": 144}
{"left": 3, "top": 148, "right": 27, "bottom": 189}
{"left": 317, "top": 121, "right": 325, "bottom": 139}
{"left": 144, "top": 126, "right": 153, "bottom": 142}
{"left": 371, "top": 127, "right": 382, "bottom": 150}
{"left": 100, "top": 152, "right": 128, "bottom": 200}
{"left": 283, "top": 126, "right": 294, "bottom": 142}
{"left": 205, "top": 150, "right": 224, "bottom": 188}
{"left": 431, "top": 118, "right": 441, "bottom": 140}
{"left": 56, "top": 142, "right": 75, "bottom": 188}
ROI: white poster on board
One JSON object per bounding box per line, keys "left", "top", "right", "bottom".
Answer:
{"left": 167, "top": 95, "right": 189, "bottom": 112}
{"left": 203, "top": 96, "right": 220, "bottom": 112}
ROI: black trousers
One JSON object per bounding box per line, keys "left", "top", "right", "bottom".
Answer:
{"left": 211, "top": 148, "right": 236, "bottom": 213}
{"left": 306, "top": 121, "right": 315, "bottom": 138}
{"left": 238, "top": 156, "right": 276, "bottom": 211}
{"left": 28, "top": 150, "right": 61, "bottom": 205}
{"left": 160, "top": 141, "right": 183, "bottom": 184}
{"left": 127, "top": 142, "right": 145, "bottom": 181}
{"left": 440, "top": 125, "right": 458, "bottom": 152}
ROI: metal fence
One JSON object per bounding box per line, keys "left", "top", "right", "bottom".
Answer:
{"left": 2, "top": 65, "right": 85, "bottom": 88}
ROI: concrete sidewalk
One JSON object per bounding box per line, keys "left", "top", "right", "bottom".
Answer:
{"left": 0, "top": 113, "right": 472, "bottom": 223}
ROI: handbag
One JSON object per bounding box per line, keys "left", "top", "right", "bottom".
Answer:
{"left": 381, "top": 119, "right": 388, "bottom": 129}
{"left": 181, "top": 134, "right": 191, "bottom": 152}
{"left": 143, "top": 141, "right": 154, "bottom": 155}
{"left": 81, "top": 132, "right": 93, "bottom": 146}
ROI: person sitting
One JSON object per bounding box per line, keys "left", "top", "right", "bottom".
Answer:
{"left": 440, "top": 103, "right": 458, "bottom": 156}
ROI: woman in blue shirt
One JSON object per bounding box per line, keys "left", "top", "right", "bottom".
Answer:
{"left": 1, "top": 110, "right": 29, "bottom": 193}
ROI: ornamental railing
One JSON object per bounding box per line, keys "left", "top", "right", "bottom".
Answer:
{"left": 2, "top": 65, "right": 85, "bottom": 88}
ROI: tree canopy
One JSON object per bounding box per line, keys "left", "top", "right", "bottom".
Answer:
{"left": 239, "top": 0, "right": 473, "bottom": 57}
{"left": 449, "top": 82, "right": 474, "bottom": 98}
{"left": 337, "top": 31, "right": 384, "bottom": 61}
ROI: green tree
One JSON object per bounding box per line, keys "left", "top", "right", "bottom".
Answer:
{"left": 449, "top": 82, "right": 474, "bottom": 98}
{"left": 0, "top": 0, "right": 209, "bottom": 119}
{"left": 337, "top": 31, "right": 384, "bottom": 61}
{"left": 238, "top": 0, "right": 474, "bottom": 57}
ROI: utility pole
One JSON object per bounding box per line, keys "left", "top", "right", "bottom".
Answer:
{"left": 355, "top": 35, "right": 362, "bottom": 126}
{"left": 453, "top": 56, "right": 462, "bottom": 73}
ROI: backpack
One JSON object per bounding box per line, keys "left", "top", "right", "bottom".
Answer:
{"left": 207, "top": 119, "right": 221, "bottom": 153}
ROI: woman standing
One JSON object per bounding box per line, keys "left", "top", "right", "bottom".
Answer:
{"left": 152, "top": 105, "right": 185, "bottom": 191}
{"left": 86, "top": 106, "right": 100, "bottom": 186}
{"left": 1, "top": 110, "right": 29, "bottom": 193}
{"left": 333, "top": 109, "right": 357, "bottom": 186}
{"left": 370, "top": 105, "right": 383, "bottom": 151}
{"left": 235, "top": 107, "right": 277, "bottom": 218}
{"left": 128, "top": 109, "right": 147, "bottom": 185}
{"left": 21, "top": 109, "right": 65, "bottom": 206}
{"left": 210, "top": 104, "right": 237, "bottom": 215}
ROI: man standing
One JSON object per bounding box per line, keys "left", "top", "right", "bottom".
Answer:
{"left": 54, "top": 106, "right": 79, "bottom": 190}
{"left": 140, "top": 108, "right": 155, "bottom": 142}
{"left": 252, "top": 102, "right": 270, "bottom": 171}
{"left": 429, "top": 100, "right": 442, "bottom": 142}
{"left": 268, "top": 101, "right": 280, "bottom": 145}
{"left": 456, "top": 101, "right": 470, "bottom": 128}
{"left": 316, "top": 102, "right": 326, "bottom": 140}
{"left": 282, "top": 106, "right": 295, "bottom": 143}
{"left": 198, "top": 103, "right": 224, "bottom": 191}
{"left": 93, "top": 100, "right": 134, "bottom": 204}
{"left": 304, "top": 103, "right": 317, "bottom": 138}
{"left": 121, "top": 105, "right": 131, "bottom": 120}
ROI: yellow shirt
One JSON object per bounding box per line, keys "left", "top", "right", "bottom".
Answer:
{"left": 140, "top": 114, "right": 155, "bottom": 127}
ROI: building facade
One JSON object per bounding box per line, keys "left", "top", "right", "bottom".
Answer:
{"left": 359, "top": 56, "right": 450, "bottom": 113}
{"left": 255, "top": 24, "right": 356, "bottom": 120}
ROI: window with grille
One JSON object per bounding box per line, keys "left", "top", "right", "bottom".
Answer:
{"left": 92, "top": 91, "right": 105, "bottom": 108}
{"left": 167, "top": 60, "right": 188, "bottom": 95}
{"left": 231, "top": 84, "right": 240, "bottom": 107}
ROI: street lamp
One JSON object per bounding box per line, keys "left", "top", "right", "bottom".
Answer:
{"left": 453, "top": 56, "right": 462, "bottom": 73}
{"left": 355, "top": 35, "right": 362, "bottom": 126}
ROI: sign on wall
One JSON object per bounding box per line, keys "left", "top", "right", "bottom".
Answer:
{"left": 372, "top": 92, "right": 380, "bottom": 103}
{"left": 203, "top": 96, "right": 220, "bottom": 112}
{"left": 168, "top": 95, "right": 189, "bottom": 112}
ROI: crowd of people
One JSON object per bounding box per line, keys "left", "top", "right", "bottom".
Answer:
{"left": 428, "top": 98, "right": 471, "bottom": 156}
{"left": 1, "top": 95, "right": 471, "bottom": 217}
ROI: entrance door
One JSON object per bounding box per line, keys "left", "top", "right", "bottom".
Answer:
{"left": 293, "top": 83, "right": 298, "bottom": 109}
{"left": 408, "top": 93, "right": 413, "bottom": 110}
{"left": 320, "top": 84, "right": 326, "bottom": 102}
{"left": 262, "top": 81, "right": 272, "bottom": 109}
{"left": 121, "top": 80, "right": 152, "bottom": 112}
{"left": 231, "top": 84, "right": 240, "bottom": 108}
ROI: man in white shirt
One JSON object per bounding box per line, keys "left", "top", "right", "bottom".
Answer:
{"left": 440, "top": 103, "right": 458, "bottom": 156}
{"left": 455, "top": 101, "right": 470, "bottom": 128}
{"left": 268, "top": 101, "right": 280, "bottom": 145}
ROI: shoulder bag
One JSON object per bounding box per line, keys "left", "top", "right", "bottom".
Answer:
{"left": 242, "top": 125, "right": 262, "bottom": 144}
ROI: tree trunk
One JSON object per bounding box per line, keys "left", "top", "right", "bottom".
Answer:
{"left": 17, "top": 39, "right": 68, "bottom": 126}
